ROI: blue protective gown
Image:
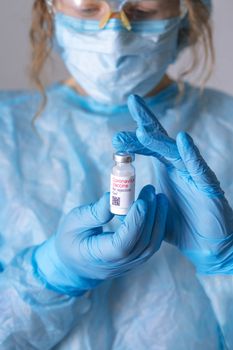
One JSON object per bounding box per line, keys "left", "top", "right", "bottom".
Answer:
{"left": 0, "top": 82, "right": 233, "bottom": 349}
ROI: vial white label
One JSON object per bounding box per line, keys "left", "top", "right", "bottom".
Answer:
{"left": 110, "top": 174, "right": 135, "bottom": 215}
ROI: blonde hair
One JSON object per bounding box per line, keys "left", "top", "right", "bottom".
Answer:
{"left": 30, "top": 0, "right": 214, "bottom": 117}
{"left": 180, "top": 0, "right": 214, "bottom": 85}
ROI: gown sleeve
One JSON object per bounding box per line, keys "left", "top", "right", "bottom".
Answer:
{"left": 0, "top": 246, "right": 91, "bottom": 349}
{"left": 0, "top": 92, "right": 91, "bottom": 349}
{"left": 194, "top": 88, "right": 233, "bottom": 349}
{"left": 197, "top": 172, "right": 233, "bottom": 349}
{"left": 197, "top": 274, "right": 233, "bottom": 349}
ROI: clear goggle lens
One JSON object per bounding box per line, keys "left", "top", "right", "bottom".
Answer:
{"left": 47, "top": 0, "right": 185, "bottom": 30}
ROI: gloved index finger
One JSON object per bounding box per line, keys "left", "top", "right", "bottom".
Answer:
{"left": 126, "top": 94, "right": 179, "bottom": 160}
{"left": 127, "top": 95, "right": 186, "bottom": 171}
{"left": 112, "top": 131, "right": 170, "bottom": 166}
{"left": 113, "top": 131, "right": 155, "bottom": 155}
{"left": 136, "top": 126, "right": 181, "bottom": 162}
{"left": 128, "top": 94, "right": 168, "bottom": 136}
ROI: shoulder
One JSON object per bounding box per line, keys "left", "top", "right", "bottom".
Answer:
{"left": 183, "top": 84, "right": 233, "bottom": 120}
{"left": 0, "top": 89, "right": 40, "bottom": 178}
{"left": 0, "top": 85, "right": 58, "bottom": 177}
{"left": 0, "top": 83, "right": 69, "bottom": 136}
{"left": 187, "top": 84, "right": 233, "bottom": 139}
{"left": 202, "top": 86, "right": 233, "bottom": 112}
{"left": 0, "top": 89, "right": 42, "bottom": 130}
{"left": 0, "top": 83, "right": 67, "bottom": 121}
{"left": 0, "top": 89, "right": 41, "bottom": 109}
{"left": 181, "top": 84, "right": 233, "bottom": 146}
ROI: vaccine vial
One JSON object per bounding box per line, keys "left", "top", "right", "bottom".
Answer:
{"left": 110, "top": 152, "right": 135, "bottom": 215}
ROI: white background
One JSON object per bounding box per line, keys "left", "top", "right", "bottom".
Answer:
{"left": 0, "top": 0, "right": 233, "bottom": 95}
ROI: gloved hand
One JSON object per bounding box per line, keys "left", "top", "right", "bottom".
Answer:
{"left": 34, "top": 185, "right": 168, "bottom": 296}
{"left": 113, "top": 95, "right": 233, "bottom": 274}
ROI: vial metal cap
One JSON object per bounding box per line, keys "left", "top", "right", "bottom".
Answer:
{"left": 113, "top": 152, "right": 135, "bottom": 163}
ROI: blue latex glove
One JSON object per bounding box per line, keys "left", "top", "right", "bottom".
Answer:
{"left": 113, "top": 95, "right": 233, "bottom": 274}
{"left": 34, "top": 185, "right": 168, "bottom": 296}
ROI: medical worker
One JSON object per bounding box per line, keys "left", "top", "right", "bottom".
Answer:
{"left": 0, "top": 0, "right": 233, "bottom": 349}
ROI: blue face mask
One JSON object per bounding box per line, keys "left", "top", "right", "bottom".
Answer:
{"left": 54, "top": 13, "right": 180, "bottom": 105}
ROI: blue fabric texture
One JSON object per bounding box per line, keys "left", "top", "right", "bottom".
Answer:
{"left": 0, "top": 81, "right": 233, "bottom": 349}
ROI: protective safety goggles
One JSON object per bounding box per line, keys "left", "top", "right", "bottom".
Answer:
{"left": 46, "top": 0, "right": 186, "bottom": 30}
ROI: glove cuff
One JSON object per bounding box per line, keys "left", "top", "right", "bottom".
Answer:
{"left": 34, "top": 236, "right": 100, "bottom": 296}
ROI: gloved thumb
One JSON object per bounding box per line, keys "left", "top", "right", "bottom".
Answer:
{"left": 66, "top": 193, "right": 114, "bottom": 231}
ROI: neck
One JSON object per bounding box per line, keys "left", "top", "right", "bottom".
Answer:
{"left": 63, "top": 74, "right": 174, "bottom": 101}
